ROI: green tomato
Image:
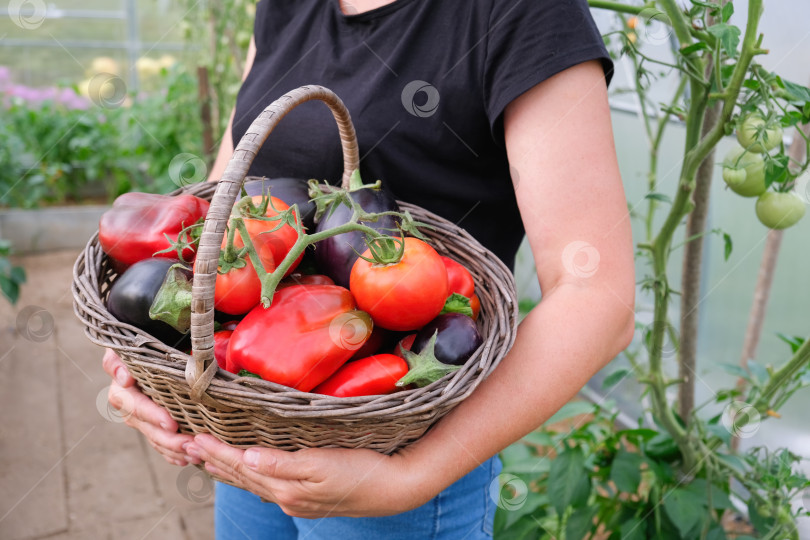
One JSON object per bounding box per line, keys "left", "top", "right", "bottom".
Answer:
{"left": 736, "top": 113, "right": 783, "bottom": 153}
{"left": 755, "top": 192, "right": 806, "bottom": 229}
{"left": 722, "top": 146, "right": 767, "bottom": 197}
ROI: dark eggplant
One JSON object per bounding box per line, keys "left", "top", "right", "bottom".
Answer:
{"left": 106, "top": 258, "right": 190, "bottom": 348}
{"left": 314, "top": 176, "right": 400, "bottom": 288}
{"left": 394, "top": 313, "right": 483, "bottom": 388}
{"left": 412, "top": 313, "right": 483, "bottom": 366}
{"left": 243, "top": 177, "right": 317, "bottom": 231}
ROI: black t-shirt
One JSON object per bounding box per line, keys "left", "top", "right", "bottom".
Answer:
{"left": 233, "top": 0, "right": 613, "bottom": 269}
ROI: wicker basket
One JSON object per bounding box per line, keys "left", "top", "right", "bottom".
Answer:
{"left": 72, "top": 85, "right": 518, "bottom": 454}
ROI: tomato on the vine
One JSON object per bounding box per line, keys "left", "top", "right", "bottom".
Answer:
{"left": 227, "top": 195, "right": 302, "bottom": 276}
{"left": 755, "top": 192, "right": 805, "bottom": 229}
{"left": 722, "top": 147, "right": 767, "bottom": 197}
{"left": 350, "top": 237, "right": 449, "bottom": 331}
{"left": 214, "top": 257, "right": 262, "bottom": 315}
{"left": 736, "top": 113, "right": 783, "bottom": 153}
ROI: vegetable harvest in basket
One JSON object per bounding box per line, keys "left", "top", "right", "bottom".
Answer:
{"left": 99, "top": 171, "right": 483, "bottom": 396}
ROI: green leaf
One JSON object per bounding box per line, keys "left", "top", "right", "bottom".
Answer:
{"left": 602, "top": 368, "right": 630, "bottom": 389}
{"left": 0, "top": 275, "right": 21, "bottom": 305}
{"left": 707, "top": 23, "right": 741, "bottom": 56}
{"left": 663, "top": 488, "right": 705, "bottom": 538}
{"left": 680, "top": 41, "right": 709, "bottom": 56}
{"left": 722, "top": 233, "right": 732, "bottom": 261}
{"left": 620, "top": 516, "right": 646, "bottom": 540}
{"left": 742, "top": 79, "right": 760, "bottom": 91}
{"left": 720, "top": 363, "right": 750, "bottom": 380}
{"left": 781, "top": 79, "right": 810, "bottom": 102}
{"left": 610, "top": 450, "right": 644, "bottom": 493}
{"left": 547, "top": 447, "right": 591, "bottom": 515}
{"left": 565, "top": 505, "right": 598, "bottom": 540}
{"left": 544, "top": 401, "right": 595, "bottom": 426}
{"left": 498, "top": 513, "right": 545, "bottom": 540}
{"left": 706, "top": 525, "right": 728, "bottom": 540}
{"left": 747, "top": 360, "right": 769, "bottom": 384}
{"left": 500, "top": 443, "right": 533, "bottom": 468}
{"left": 776, "top": 333, "right": 805, "bottom": 354}
{"left": 721, "top": 2, "right": 734, "bottom": 22}
{"left": 615, "top": 428, "right": 659, "bottom": 443}
{"left": 523, "top": 430, "right": 554, "bottom": 447}
{"left": 645, "top": 192, "right": 672, "bottom": 203}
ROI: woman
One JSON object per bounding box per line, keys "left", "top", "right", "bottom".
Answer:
{"left": 103, "top": 0, "right": 636, "bottom": 537}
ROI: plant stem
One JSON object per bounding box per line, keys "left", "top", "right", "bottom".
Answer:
{"left": 641, "top": 0, "right": 764, "bottom": 473}
{"left": 587, "top": 0, "right": 655, "bottom": 16}
{"left": 752, "top": 334, "right": 810, "bottom": 413}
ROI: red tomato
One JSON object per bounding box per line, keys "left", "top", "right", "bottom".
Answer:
{"left": 312, "top": 354, "right": 409, "bottom": 397}
{"left": 213, "top": 330, "right": 233, "bottom": 370}
{"left": 393, "top": 334, "right": 417, "bottom": 358}
{"left": 214, "top": 257, "right": 262, "bottom": 315}
{"left": 441, "top": 256, "right": 475, "bottom": 298}
{"left": 350, "top": 237, "right": 449, "bottom": 331}
{"left": 226, "top": 195, "right": 302, "bottom": 276}
{"left": 470, "top": 294, "right": 481, "bottom": 321}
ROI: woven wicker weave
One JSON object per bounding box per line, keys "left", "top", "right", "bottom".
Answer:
{"left": 72, "top": 85, "right": 518, "bottom": 453}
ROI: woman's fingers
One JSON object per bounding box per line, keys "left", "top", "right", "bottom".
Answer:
{"left": 101, "top": 348, "right": 135, "bottom": 388}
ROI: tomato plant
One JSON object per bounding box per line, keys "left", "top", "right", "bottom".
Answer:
{"left": 755, "top": 191, "right": 806, "bottom": 229}
{"left": 722, "top": 146, "right": 767, "bottom": 197}
{"left": 737, "top": 113, "right": 783, "bottom": 153}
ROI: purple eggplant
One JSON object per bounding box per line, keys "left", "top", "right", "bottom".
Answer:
{"left": 106, "top": 258, "right": 190, "bottom": 348}
{"left": 243, "top": 177, "right": 316, "bottom": 231}
{"left": 394, "top": 313, "right": 482, "bottom": 388}
{"left": 313, "top": 173, "right": 400, "bottom": 288}
{"left": 412, "top": 313, "right": 483, "bottom": 366}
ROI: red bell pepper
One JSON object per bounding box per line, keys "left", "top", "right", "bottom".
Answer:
{"left": 99, "top": 192, "right": 209, "bottom": 266}
{"left": 312, "top": 354, "right": 409, "bottom": 397}
{"left": 213, "top": 330, "right": 233, "bottom": 370}
{"left": 226, "top": 284, "right": 373, "bottom": 391}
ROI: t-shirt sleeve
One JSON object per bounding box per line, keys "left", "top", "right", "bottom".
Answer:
{"left": 483, "top": 0, "right": 614, "bottom": 130}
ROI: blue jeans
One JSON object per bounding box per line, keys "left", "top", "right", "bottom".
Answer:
{"left": 214, "top": 455, "right": 502, "bottom": 539}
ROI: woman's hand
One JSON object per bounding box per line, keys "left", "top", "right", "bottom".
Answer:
{"left": 102, "top": 349, "right": 201, "bottom": 467}
{"left": 185, "top": 434, "right": 432, "bottom": 518}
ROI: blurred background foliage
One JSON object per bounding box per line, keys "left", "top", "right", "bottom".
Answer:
{"left": 0, "top": 0, "right": 255, "bottom": 207}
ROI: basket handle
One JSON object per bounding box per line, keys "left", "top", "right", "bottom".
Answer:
{"left": 187, "top": 85, "right": 360, "bottom": 408}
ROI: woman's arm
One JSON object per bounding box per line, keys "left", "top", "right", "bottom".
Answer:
{"left": 188, "top": 59, "right": 636, "bottom": 517}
